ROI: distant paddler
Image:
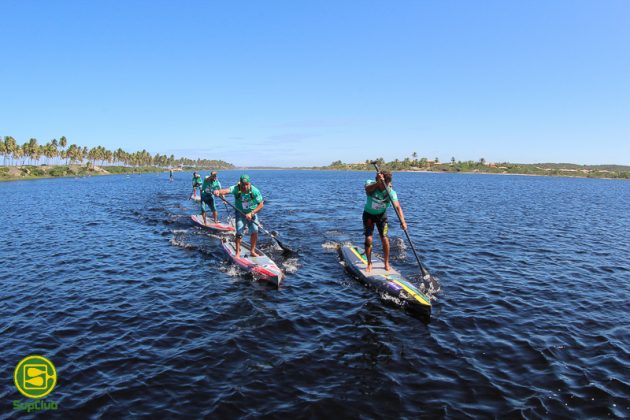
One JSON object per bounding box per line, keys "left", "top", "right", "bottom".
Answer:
{"left": 200, "top": 171, "right": 221, "bottom": 225}
{"left": 191, "top": 171, "right": 202, "bottom": 198}
{"left": 214, "top": 174, "right": 264, "bottom": 257}
{"left": 363, "top": 170, "right": 407, "bottom": 272}
{"left": 169, "top": 169, "right": 174, "bottom": 181}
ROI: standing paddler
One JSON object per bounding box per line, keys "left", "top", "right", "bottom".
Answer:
{"left": 214, "top": 174, "right": 264, "bottom": 257}
{"left": 363, "top": 170, "right": 408, "bottom": 272}
{"left": 191, "top": 171, "right": 202, "bottom": 198}
{"left": 200, "top": 171, "right": 221, "bottom": 225}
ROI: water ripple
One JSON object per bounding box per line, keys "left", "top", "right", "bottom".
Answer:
{"left": 0, "top": 171, "right": 628, "bottom": 417}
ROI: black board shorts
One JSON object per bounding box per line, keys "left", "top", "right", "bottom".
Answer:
{"left": 201, "top": 193, "right": 217, "bottom": 213}
{"left": 363, "top": 211, "right": 388, "bottom": 237}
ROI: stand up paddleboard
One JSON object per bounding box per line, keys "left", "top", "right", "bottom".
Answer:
{"left": 340, "top": 244, "right": 431, "bottom": 318}
{"left": 221, "top": 237, "right": 284, "bottom": 287}
{"left": 191, "top": 214, "right": 235, "bottom": 233}
{"left": 190, "top": 194, "right": 201, "bottom": 202}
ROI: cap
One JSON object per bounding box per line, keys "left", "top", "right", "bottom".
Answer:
{"left": 240, "top": 174, "right": 250, "bottom": 182}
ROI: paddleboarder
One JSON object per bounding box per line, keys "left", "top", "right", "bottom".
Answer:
{"left": 201, "top": 171, "right": 221, "bottom": 225}
{"left": 363, "top": 170, "right": 407, "bottom": 272}
{"left": 214, "top": 174, "right": 264, "bottom": 257}
{"left": 169, "top": 169, "right": 174, "bottom": 181}
{"left": 191, "top": 171, "right": 202, "bottom": 198}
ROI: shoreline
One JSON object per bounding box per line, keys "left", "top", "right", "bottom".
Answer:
{"left": 0, "top": 164, "right": 168, "bottom": 182}
{"left": 236, "top": 167, "right": 629, "bottom": 181}
{"left": 1, "top": 164, "right": 628, "bottom": 182}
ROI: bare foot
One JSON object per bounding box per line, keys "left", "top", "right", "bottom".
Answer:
{"left": 250, "top": 250, "right": 260, "bottom": 257}
{"left": 384, "top": 264, "right": 391, "bottom": 271}
{"left": 366, "top": 263, "right": 372, "bottom": 272}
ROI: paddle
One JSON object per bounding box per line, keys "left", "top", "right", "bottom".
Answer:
{"left": 371, "top": 161, "right": 433, "bottom": 279}
{"left": 217, "top": 195, "right": 298, "bottom": 256}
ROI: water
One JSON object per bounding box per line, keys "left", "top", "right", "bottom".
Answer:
{"left": 1, "top": 170, "right": 628, "bottom": 417}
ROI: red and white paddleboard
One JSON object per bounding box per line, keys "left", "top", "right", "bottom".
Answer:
{"left": 190, "top": 194, "right": 201, "bottom": 202}
{"left": 191, "top": 214, "right": 235, "bottom": 232}
{"left": 221, "top": 238, "right": 284, "bottom": 287}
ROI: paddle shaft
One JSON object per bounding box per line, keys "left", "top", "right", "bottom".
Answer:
{"left": 217, "top": 195, "right": 295, "bottom": 254}
{"left": 371, "top": 162, "right": 430, "bottom": 278}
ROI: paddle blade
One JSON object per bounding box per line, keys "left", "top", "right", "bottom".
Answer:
{"left": 273, "top": 237, "right": 298, "bottom": 257}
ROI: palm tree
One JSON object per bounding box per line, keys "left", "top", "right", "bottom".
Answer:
{"left": 5, "top": 136, "right": 17, "bottom": 165}
{"left": 66, "top": 144, "right": 77, "bottom": 164}
{"left": 34, "top": 144, "right": 44, "bottom": 165}
{"left": 59, "top": 136, "right": 68, "bottom": 164}
{"left": 13, "top": 144, "right": 24, "bottom": 165}
{"left": 81, "top": 146, "right": 88, "bottom": 163}
{"left": 59, "top": 136, "right": 68, "bottom": 165}
{"left": 0, "top": 137, "right": 6, "bottom": 166}
{"left": 479, "top": 157, "right": 486, "bottom": 166}
{"left": 451, "top": 156, "right": 455, "bottom": 165}
{"left": 22, "top": 142, "right": 31, "bottom": 165}
{"left": 50, "top": 139, "right": 58, "bottom": 164}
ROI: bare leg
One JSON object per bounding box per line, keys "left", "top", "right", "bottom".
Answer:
{"left": 250, "top": 232, "right": 259, "bottom": 257}
{"left": 382, "top": 236, "right": 391, "bottom": 271}
{"left": 235, "top": 236, "right": 241, "bottom": 257}
{"left": 213, "top": 211, "right": 218, "bottom": 223}
{"left": 365, "top": 235, "right": 373, "bottom": 272}
{"left": 202, "top": 211, "right": 207, "bottom": 225}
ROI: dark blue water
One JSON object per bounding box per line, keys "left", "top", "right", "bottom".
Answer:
{"left": 1, "top": 171, "right": 628, "bottom": 417}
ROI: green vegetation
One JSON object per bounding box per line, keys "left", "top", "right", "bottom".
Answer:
{"left": 0, "top": 164, "right": 172, "bottom": 181}
{"left": 323, "top": 157, "right": 629, "bottom": 180}
{"left": 0, "top": 134, "right": 234, "bottom": 181}
{"left": 1, "top": 135, "right": 233, "bottom": 169}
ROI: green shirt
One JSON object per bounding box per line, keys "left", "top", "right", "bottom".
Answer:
{"left": 227, "top": 184, "right": 263, "bottom": 213}
{"left": 201, "top": 178, "right": 221, "bottom": 195}
{"left": 364, "top": 180, "right": 398, "bottom": 215}
{"left": 192, "top": 175, "right": 202, "bottom": 187}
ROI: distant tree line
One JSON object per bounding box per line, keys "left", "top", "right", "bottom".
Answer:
{"left": 324, "top": 153, "right": 629, "bottom": 180}
{"left": 0, "top": 136, "right": 233, "bottom": 169}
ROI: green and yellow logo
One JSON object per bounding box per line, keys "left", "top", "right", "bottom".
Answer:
{"left": 14, "top": 355, "right": 57, "bottom": 399}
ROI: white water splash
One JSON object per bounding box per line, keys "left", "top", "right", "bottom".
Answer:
{"left": 321, "top": 241, "right": 340, "bottom": 250}
{"left": 380, "top": 293, "right": 404, "bottom": 306}
{"left": 282, "top": 258, "right": 300, "bottom": 274}
{"left": 169, "top": 237, "right": 196, "bottom": 249}
{"left": 218, "top": 263, "right": 242, "bottom": 277}
{"left": 418, "top": 275, "right": 441, "bottom": 301}
{"left": 391, "top": 237, "right": 407, "bottom": 260}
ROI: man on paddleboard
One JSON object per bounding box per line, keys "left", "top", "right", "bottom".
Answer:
{"left": 363, "top": 170, "right": 407, "bottom": 272}
{"left": 191, "top": 172, "right": 202, "bottom": 198}
{"left": 201, "top": 171, "right": 221, "bottom": 225}
{"left": 214, "top": 174, "right": 264, "bottom": 257}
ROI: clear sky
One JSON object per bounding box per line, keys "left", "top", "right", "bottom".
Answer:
{"left": 1, "top": 0, "right": 629, "bottom": 166}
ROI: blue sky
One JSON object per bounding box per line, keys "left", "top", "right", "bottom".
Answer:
{"left": 1, "top": 0, "right": 629, "bottom": 166}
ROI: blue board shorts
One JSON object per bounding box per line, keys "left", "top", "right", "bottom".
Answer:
{"left": 235, "top": 212, "right": 259, "bottom": 238}
{"left": 201, "top": 193, "right": 217, "bottom": 213}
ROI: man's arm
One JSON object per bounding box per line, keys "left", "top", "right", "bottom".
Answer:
{"left": 365, "top": 174, "right": 385, "bottom": 194}
{"left": 247, "top": 201, "right": 264, "bottom": 220}
{"left": 393, "top": 201, "right": 407, "bottom": 231}
{"left": 214, "top": 187, "right": 230, "bottom": 196}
